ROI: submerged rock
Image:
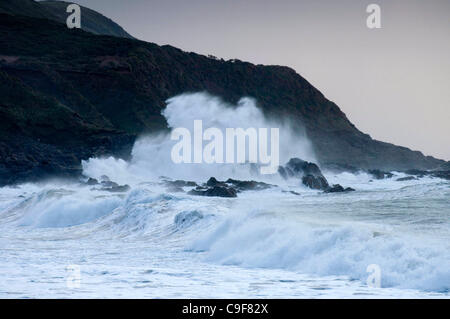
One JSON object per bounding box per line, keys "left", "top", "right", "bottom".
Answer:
{"left": 396, "top": 176, "right": 417, "bottom": 182}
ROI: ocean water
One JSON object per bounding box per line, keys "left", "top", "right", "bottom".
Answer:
{"left": 0, "top": 93, "right": 448, "bottom": 298}
{"left": 0, "top": 171, "right": 448, "bottom": 298}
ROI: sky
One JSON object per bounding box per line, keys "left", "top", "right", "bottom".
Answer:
{"left": 54, "top": 0, "right": 450, "bottom": 161}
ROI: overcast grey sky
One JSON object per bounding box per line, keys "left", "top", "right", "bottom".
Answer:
{"left": 60, "top": 0, "right": 450, "bottom": 160}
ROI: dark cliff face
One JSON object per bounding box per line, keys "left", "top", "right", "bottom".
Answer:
{"left": 0, "top": 12, "right": 444, "bottom": 185}
{"left": 39, "top": 1, "right": 134, "bottom": 39}
{"left": 0, "top": 0, "right": 134, "bottom": 39}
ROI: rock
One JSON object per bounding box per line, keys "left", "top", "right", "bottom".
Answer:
{"left": 206, "top": 177, "right": 227, "bottom": 187}
{"left": 188, "top": 186, "right": 237, "bottom": 198}
{"left": 279, "top": 158, "right": 331, "bottom": 191}
{"left": 225, "top": 178, "right": 273, "bottom": 191}
{"left": 100, "top": 175, "right": 111, "bottom": 182}
{"left": 405, "top": 169, "right": 427, "bottom": 177}
{"left": 101, "top": 184, "right": 130, "bottom": 192}
{"left": 278, "top": 166, "right": 293, "bottom": 179}
{"left": 94, "top": 179, "right": 131, "bottom": 192}
{"left": 279, "top": 158, "right": 356, "bottom": 192}
{"left": 86, "top": 177, "right": 98, "bottom": 185}
{"left": 396, "top": 176, "right": 417, "bottom": 182}
{"left": 286, "top": 158, "right": 323, "bottom": 177}
{"left": 325, "top": 184, "right": 344, "bottom": 193}
{"left": 302, "top": 174, "right": 329, "bottom": 190}
{"left": 402, "top": 169, "right": 450, "bottom": 180}
{"left": 101, "top": 180, "right": 119, "bottom": 188}
{"left": 368, "top": 169, "right": 393, "bottom": 179}
{"left": 205, "top": 177, "right": 273, "bottom": 191}
{"left": 324, "top": 184, "right": 355, "bottom": 193}
{"left": 433, "top": 171, "right": 450, "bottom": 180}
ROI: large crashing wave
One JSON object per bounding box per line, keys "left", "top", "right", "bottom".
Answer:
{"left": 189, "top": 207, "right": 450, "bottom": 292}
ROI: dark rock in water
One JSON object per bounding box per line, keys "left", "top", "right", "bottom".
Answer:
{"left": 403, "top": 169, "right": 450, "bottom": 180}
{"left": 100, "top": 175, "right": 111, "bottom": 182}
{"left": 433, "top": 171, "right": 450, "bottom": 180}
{"left": 205, "top": 177, "right": 273, "bottom": 191}
{"left": 101, "top": 180, "right": 119, "bottom": 188}
{"left": 102, "top": 184, "right": 130, "bottom": 192}
{"left": 396, "top": 176, "right": 417, "bottom": 182}
{"left": 93, "top": 179, "right": 131, "bottom": 192}
{"left": 325, "top": 184, "right": 344, "bottom": 193}
{"left": 324, "top": 184, "right": 355, "bottom": 193}
{"left": 368, "top": 169, "right": 393, "bottom": 180}
{"left": 405, "top": 169, "right": 427, "bottom": 177}
{"left": 188, "top": 186, "right": 237, "bottom": 198}
{"left": 302, "top": 174, "right": 329, "bottom": 190}
{"left": 278, "top": 166, "right": 288, "bottom": 179}
{"left": 86, "top": 178, "right": 98, "bottom": 185}
{"left": 225, "top": 178, "right": 273, "bottom": 191}
{"left": 279, "top": 158, "right": 356, "bottom": 192}
{"left": 279, "top": 158, "right": 330, "bottom": 191}
{"left": 286, "top": 158, "right": 323, "bottom": 177}
{"left": 206, "top": 177, "right": 228, "bottom": 188}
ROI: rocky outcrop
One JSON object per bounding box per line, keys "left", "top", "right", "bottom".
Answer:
{"left": 82, "top": 175, "right": 130, "bottom": 192}
{"left": 396, "top": 176, "right": 417, "bottom": 182}
{"left": 324, "top": 185, "right": 355, "bottom": 193}
{"left": 224, "top": 178, "right": 273, "bottom": 191}
{"left": 279, "top": 158, "right": 355, "bottom": 193}
{"left": 302, "top": 175, "right": 329, "bottom": 190}
{"left": 188, "top": 186, "right": 238, "bottom": 198}
{"left": 404, "top": 169, "right": 450, "bottom": 181}
{"left": 369, "top": 169, "right": 393, "bottom": 180}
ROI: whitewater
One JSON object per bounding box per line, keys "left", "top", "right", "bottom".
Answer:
{"left": 0, "top": 93, "right": 448, "bottom": 298}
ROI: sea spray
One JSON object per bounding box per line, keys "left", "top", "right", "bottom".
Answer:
{"left": 82, "top": 92, "right": 315, "bottom": 182}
